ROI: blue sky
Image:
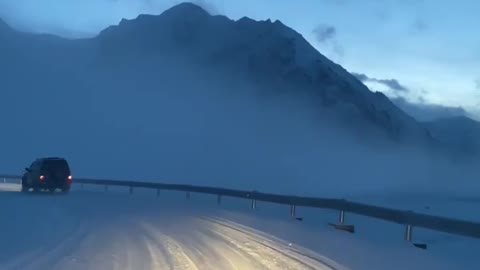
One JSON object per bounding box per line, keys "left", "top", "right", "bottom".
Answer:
{"left": 1, "top": 0, "right": 479, "bottom": 119}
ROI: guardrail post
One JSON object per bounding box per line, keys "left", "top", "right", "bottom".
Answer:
{"left": 104, "top": 185, "right": 108, "bottom": 192}
{"left": 404, "top": 224, "right": 427, "bottom": 249}
{"left": 251, "top": 199, "right": 256, "bottom": 210}
{"left": 129, "top": 186, "right": 133, "bottom": 194}
{"left": 289, "top": 205, "right": 303, "bottom": 221}
{"left": 3, "top": 178, "right": 5, "bottom": 183}
{"left": 405, "top": 224, "right": 412, "bottom": 242}
{"left": 290, "top": 205, "right": 296, "bottom": 217}
{"left": 328, "top": 210, "right": 354, "bottom": 233}
{"left": 339, "top": 210, "right": 345, "bottom": 224}
{"left": 156, "top": 189, "right": 160, "bottom": 197}
{"left": 186, "top": 192, "right": 190, "bottom": 200}
{"left": 217, "top": 194, "right": 222, "bottom": 205}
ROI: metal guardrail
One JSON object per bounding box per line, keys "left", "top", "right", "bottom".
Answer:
{"left": 2, "top": 174, "right": 480, "bottom": 244}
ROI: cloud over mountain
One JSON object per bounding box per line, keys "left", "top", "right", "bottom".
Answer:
{"left": 353, "top": 72, "right": 409, "bottom": 92}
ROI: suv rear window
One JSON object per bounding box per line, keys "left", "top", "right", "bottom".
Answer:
{"left": 41, "top": 160, "right": 70, "bottom": 176}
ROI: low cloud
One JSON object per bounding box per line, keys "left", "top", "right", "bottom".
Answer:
{"left": 352, "top": 73, "right": 368, "bottom": 81}
{"left": 352, "top": 72, "right": 409, "bottom": 92}
{"left": 312, "top": 24, "right": 344, "bottom": 58}
{"left": 380, "top": 79, "right": 408, "bottom": 92}
{"left": 355, "top": 72, "right": 478, "bottom": 121}
{"left": 391, "top": 96, "right": 469, "bottom": 121}
{"left": 313, "top": 24, "right": 337, "bottom": 43}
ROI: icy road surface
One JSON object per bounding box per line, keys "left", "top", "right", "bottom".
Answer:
{"left": 0, "top": 183, "right": 344, "bottom": 270}
{"left": 0, "top": 183, "right": 464, "bottom": 270}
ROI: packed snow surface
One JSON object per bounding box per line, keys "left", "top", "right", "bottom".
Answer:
{"left": 0, "top": 183, "right": 473, "bottom": 270}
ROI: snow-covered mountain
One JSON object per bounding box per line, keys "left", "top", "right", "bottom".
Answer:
{"left": 95, "top": 3, "right": 432, "bottom": 144}
{"left": 1, "top": 3, "right": 464, "bottom": 194}
{"left": 0, "top": 3, "right": 433, "bottom": 144}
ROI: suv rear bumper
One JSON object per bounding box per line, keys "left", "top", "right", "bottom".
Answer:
{"left": 25, "top": 180, "right": 71, "bottom": 189}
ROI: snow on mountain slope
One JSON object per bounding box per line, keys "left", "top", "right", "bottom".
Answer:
{"left": 98, "top": 2, "right": 431, "bottom": 144}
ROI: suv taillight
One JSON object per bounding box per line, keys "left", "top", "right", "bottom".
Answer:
{"left": 39, "top": 175, "right": 45, "bottom": 181}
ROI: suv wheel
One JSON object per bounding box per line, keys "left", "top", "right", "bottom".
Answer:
{"left": 21, "top": 185, "right": 29, "bottom": 192}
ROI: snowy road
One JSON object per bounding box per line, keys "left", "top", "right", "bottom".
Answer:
{"left": 0, "top": 184, "right": 344, "bottom": 270}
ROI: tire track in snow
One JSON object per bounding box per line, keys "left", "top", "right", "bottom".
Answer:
{"left": 202, "top": 221, "right": 317, "bottom": 270}
{"left": 1, "top": 222, "right": 89, "bottom": 270}
{"left": 141, "top": 222, "right": 200, "bottom": 270}
{"left": 0, "top": 186, "right": 347, "bottom": 270}
{"left": 27, "top": 220, "right": 155, "bottom": 270}
{"left": 143, "top": 236, "right": 172, "bottom": 270}
{"left": 144, "top": 220, "right": 255, "bottom": 270}
{"left": 201, "top": 217, "right": 348, "bottom": 270}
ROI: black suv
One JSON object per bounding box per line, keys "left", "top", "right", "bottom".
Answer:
{"left": 21, "top": 157, "right": 72, "bottom": 193}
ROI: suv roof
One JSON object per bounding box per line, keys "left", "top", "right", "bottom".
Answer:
{"left": 36, "top": 158, "right": 70, "bottom": 172}
{"left": 36, "top": 157, "right": 66, "bottom": 161}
